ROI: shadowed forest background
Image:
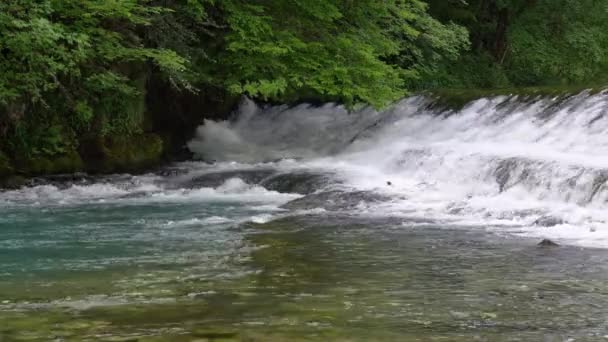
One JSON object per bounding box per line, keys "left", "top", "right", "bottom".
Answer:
{"left": 1, "top": 0, "right": 607, "bottom": 180}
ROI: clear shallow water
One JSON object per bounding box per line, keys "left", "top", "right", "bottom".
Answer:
{"left": 3, "top": 209, "right": 608, "bottom": 341}
{"left": 4, "top": 93, "right": 608, "bottom": 340}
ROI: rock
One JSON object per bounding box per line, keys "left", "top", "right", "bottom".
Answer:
{"left": 186, "top": 169, "right": 276, "bottom": 189}
{"left": 0, "top": 151, "right": 14, "bottom": 178}
{"left": 80, "top": 133, "right": 164, "bottom": 173}
{"left": 13, "top": 149, "right": 84, "bottom": 176}
{"left": 538, "top": 239, "right": 559, "bottom": 247}
{"left": 24, "top": 172, "right": 93, "bottom": 189}
{"left": 281, "top": 190, "right": 390, "bottom": 210}
{"left": 0, "top": 175, "right": 26, "bottom": 190}
{"left": 533, "top": 215, "right": 564, "bottom": 227}
{"left": 156, "top": 168, "right": 190, "bottom": 177}
{"left": 260, "top": 172, "right": 333, "bottom": 194}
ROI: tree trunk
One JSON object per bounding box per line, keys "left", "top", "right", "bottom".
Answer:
{"left": 493, "top": 7, "right": 510, "bottom": 64}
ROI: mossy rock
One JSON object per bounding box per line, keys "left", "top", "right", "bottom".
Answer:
{"left": 81, "top": 133, "right": 164, "bottom": 173}
{"left": 0, "top": 175, "right": 26, "bottom": 189}
{"left": 0, "top": 151, "right": 14, "bottom": 178}
{"left": 53, "top": 149, "right": 85, "bottom": 173}
{"left": 14, "top": 149, "right": 84, "bottom": 176}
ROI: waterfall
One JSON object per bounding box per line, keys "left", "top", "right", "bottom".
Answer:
{"left": 188, "top": 91, "right": 608, "bottom": 247}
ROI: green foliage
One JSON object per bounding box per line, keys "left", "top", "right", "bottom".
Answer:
{"left": 0, "top": 0, "right": 186, "bottom": 158}
{"left": 2, "top": 0, "right": 607, "bottom": 177}
{"left": 0, "top": 0, "right": 469, "bottom": 171}
{"left": 0, "top": 0, "right": 186, "bottom": 106}
{"left": 423, "top": 0, "right": 608, "bottom": 89}
{"left": 215, "top": 0, "right": 467, "bottom": 108}
{"left": 0, "top": 151, "right": 13, "bottom": 177}
{"left": 7, "top": 114, "right": 75, "bottom": 158}
{"left": 507, "top": 0, "right": 608, "bottom": 85}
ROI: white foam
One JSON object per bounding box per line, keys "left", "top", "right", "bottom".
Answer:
{"left": 0, "top": 177, "right": 300, "bottom": 207}
{"left": 248, "top": 214, "right": 276, "bottom": 224}
{"left": 188, "top": 92, "right": 608, "bottom": 248}
{"left": 162, "top": 216, "right": 233, "bottom": 227}
{"left": 0, "top": 183, "right": 136, "bottom": 205}
{"left": 148, "top": 178, "right": 300, "bottom": 204}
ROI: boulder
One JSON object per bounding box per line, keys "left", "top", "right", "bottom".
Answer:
{"left": 533, "top": 215, "right": 564, "bottom": 227}
{"left": 0, "top": 151, "right": 13, "bottom": 178}
{"left": 538, "top": 239, "right": 559, "bottom": 247}
{"left": 80, "top": 133, "right": 163, "bottom": 173}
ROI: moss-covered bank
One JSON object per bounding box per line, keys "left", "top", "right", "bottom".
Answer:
{"left": 1, "top": 84, "right": 605, "bottom": 189}
{"left": 0, "top": 134, "right": 163, "bottom": 188}
{"left": 0, "top": 77, "right": 239, "bottom": 187}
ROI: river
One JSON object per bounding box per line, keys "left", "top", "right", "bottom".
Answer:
{"left": 2, "top": 93, "right": 608, "bottom": 340}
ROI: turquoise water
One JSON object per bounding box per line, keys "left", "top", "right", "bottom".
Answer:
{"left": 2, "top": 170, "right": 608, "bottom": 341}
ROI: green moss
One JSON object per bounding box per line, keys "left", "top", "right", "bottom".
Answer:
{"left": 21, "top": 157, "right": 54, "bottom": 175}
{"left": 52, "top": 149, "right": 85, "bottom": 173}
{"left": 0, "top": 175, "right": 25, "bottom": 189}
{"left": 81, "top": 133, "right": 164, "bottom": 174}
{"left": 14, "top": 149, "right": 84, "bottom": 176}
{"left": 0, "top": 151, "right": 13, "bottom": 178}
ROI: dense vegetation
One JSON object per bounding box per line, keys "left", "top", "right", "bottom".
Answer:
{"left": 0, "top": 0, "right": 607, "bottom": 181}
{"left": 423, "top": 0, "right": 608, "bottom": 89}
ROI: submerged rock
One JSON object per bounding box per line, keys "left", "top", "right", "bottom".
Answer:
{"left": 184, "top": 170, "right": 335, "bottom": 194}
{"left": 260, "top": 172, "right": 334, "bottom": 194}
{"left": 25, "top": 172, "right": 92, "bottom": 188}
{"left": 187, "top": 169, "right": 277, "bottom": 188}
{"left": 281, "top": 190, "right": 390, "bottom": 210}
{"left": 533, "top": 215, "right": 564, "bottom": 227}
{"left": 538, "top": 239, "right": 559, "bottom": 247}
{"left": 156, "top": 167, "right": 191, "bottom": 177}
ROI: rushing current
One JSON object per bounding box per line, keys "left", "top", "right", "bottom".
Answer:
{"left": 3, "top": 92, "right": 608, "bottom": 340}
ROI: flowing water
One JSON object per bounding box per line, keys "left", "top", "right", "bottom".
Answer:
{"left": 3, "top": 93, "right": 608, "bottom": 340}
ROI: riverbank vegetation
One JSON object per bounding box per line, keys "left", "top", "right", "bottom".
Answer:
{"left": 422, "top": 0, "right": 608, "bottom": 90}
{"left": 1, "top": 0, "right": 607, "bottom": 180}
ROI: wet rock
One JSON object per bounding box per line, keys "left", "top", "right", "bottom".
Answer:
{"left": 156, "top": 167, "right": 191, "bottom": 177}
{"left": 494, "top": 158, "right": 518, "bottom": 192}
{"left": 0, "top": 175, "right": 26, "bottom": 190}
{"left": 192, "top": 331, "right": 238, "bottom": 339}
{"left": 260, "top": 172, "right": 334, "bottom": 194}
{"left": 187, "top": 169, "right": 276, "bottom": 188}
{"left": 533, "top": 215, "right": 564, "bottom": 227}
{"left": 0, "top": 151, "right": 13, "bottom": 179}
{"left": 586, "top": 171, "right": 608, "bottom": 203}
{"left": 21, "top": 173, "right": 93, "bottom": 189}
{"left": 80, "top": 133, "right": 163, "bottom": 174}
{"left": 538, "top": 239, "right": 559, "bottom": 247}
{"left": 448, "top": 206, "right": 465, "bottom": 215}
{"left": 493, "top": 158, "right": 540, "bottom": 193}
{"left": 281, "top": 190, "right": 390, "bottom": 211}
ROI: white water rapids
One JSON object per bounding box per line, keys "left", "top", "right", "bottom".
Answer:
{"left": 3, "top": 92, "right": 608, "bottom": 248}
{"left": 7, "top": 91, "right": 608, "bottom": 341}
{"left": 187, "top": 91, "right": 608, "bottom": 248}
